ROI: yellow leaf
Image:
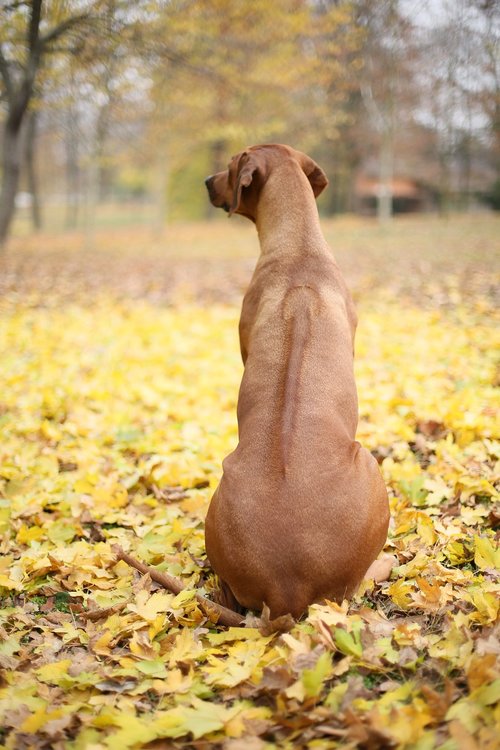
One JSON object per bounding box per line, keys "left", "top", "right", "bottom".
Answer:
{"left": 129, "top": 630, "right": 157, "bottom": 659}
{"left": 35, "top": 659, "right": 72, "bottom": 684}
{"left": 167, "top": 628, "right": 203, "bottom": 666}
{"left": 74, "top": 477, "right": 95, "bottom": 493}
{"left": 149, "top": 613, "right": 166, "bottom": 640}
{"left": 466, "top": 654, "right": 498, "bottom": 691}
{"left": 302, "top": 652, "right": 333, "bottom": 697}
{"left": 91, "top": 630, "right": 114, "bottom": 655}
{"left": 16, "top": 524, "right": 45, "bottom": 544}
{"left": 378, "top": 680, "right": 415, "bottom": 708}
{"left": 207, "top": 627, "right": 262, "bottom": 645}
{"left": 444, "top": 540, "right": 474, "bottom": 565}
{"left": 21, "top": 706, "right": 65, "bottom": 733}
{"left": 415, "top": 577, "right": 441, "bottom": 604}
{"left": 285, "top": 679, "right": 305, "bottom": 702}
{"left": 0, "top": 573, "right": 23, "bottom": 591}
{"left": 468, "top": 589, "right": 499, "bottom": 625}
{"left": 159, "top": 667, "right": 193, "bottom": 695}
{"left": 104, "top": 713, "right": 156, "bottom": 750}
{"left": 91, "top": 709, "right": 122, "bottom": 728}
{"left": 416, "top": 514, "right": 437, "bottom": 545}
{"left": 446, "top": 681, "right": 500, "bottom": 733}
{"left": 39, "top": 419, "right": 62, "bottom": 441}
{"left": 474, "top": 536, "right": 500, "bottom": 571}
{"left": 387, "top": 699, "right": 432, "bottom": 744}
{"left": 428, "top": 622, "right": 473, "bottom": 665}
{"left": 173, "top": 698, "right": 229, "bottom": 739}
{"left": 204, "top": 659, "right": 254, "bottom": 688}
{"left": 92, "top": 482, "right": 129, "bottom": 509}
{"left": 128, "top": 589, "right": 173, "bottom": 622}
{"left": 172, "top": 588, "right": 196, "bottom": 607}
{"left": 325, "top": 682, "right": 349, "bottom": 711}
{"left": 386, "top": 579, "right": 414, "bottom": 609}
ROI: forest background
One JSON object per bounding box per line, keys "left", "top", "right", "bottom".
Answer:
{"left": 0, "top": 2, "right": 499, "bottom": 750}
{"left": 0, "top": 0, "right": 499, "bottom": 241}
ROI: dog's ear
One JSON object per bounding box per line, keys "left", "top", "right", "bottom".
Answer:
{"left": 229, "top": 151, "right": 262, "bottom": 215}
{"left": 301, "top": 155, "right": 328, "bottom": 198}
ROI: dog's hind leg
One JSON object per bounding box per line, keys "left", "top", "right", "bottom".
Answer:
{"left": 215, "top": 578, "right": 245, "bottom": 614}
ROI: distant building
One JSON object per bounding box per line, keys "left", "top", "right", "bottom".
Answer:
{"left": 354, "top": 175, "right": 438, "bottom": 215}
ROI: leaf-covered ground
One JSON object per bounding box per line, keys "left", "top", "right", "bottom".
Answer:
{"left": 0, "top": 217, "right": 499, "bottom": 749}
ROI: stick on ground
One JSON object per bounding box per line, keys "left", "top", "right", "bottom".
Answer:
{"left": 114, "top": 546, "right": 244, "bottom": 627}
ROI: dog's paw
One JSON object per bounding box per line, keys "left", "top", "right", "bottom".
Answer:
{"left": 364, "top": 554, "right": 397, "bottom": 583}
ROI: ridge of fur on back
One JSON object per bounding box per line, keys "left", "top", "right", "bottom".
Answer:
{"left": 280, "top": 285, "right": 321, "bottom": 473}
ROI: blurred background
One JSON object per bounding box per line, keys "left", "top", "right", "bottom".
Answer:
{"left": 0, "top": 0, "right": 499, "bottom": 240}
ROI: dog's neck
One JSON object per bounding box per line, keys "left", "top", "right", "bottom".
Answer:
{"left": 255, "top": 164, "right": 326, "bottom": 257}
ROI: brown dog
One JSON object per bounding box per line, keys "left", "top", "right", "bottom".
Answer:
{"left": 204, "top": 144, "right": 390, "bottom": 619}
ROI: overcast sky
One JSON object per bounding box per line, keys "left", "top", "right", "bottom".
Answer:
{"left": 401, "top": 0, "right": 455, "bottom": 26}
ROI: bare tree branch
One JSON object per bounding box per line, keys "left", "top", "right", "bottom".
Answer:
{"left": 38, "top": 12, "right": 90, "bottom": 49}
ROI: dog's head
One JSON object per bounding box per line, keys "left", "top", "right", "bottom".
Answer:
{"left": 204, "top": 144, "right": 328, "bottom": 222}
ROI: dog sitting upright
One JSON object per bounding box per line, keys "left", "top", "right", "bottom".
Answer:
{"left": 204, "top": 144, "right": 390, "bottom": 619}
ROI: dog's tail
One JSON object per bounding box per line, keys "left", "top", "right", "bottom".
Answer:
{"left": 280, "top": 285, "right": 320, "bottom": 473}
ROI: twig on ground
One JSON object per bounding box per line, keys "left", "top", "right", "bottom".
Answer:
{"left": 113, "top": 546, "right": 244, "bottom": 627}
{"left": 81, "top": 601, "right": 128, "bottom": 621}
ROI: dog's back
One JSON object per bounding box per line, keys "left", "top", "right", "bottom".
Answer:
{"left": 205, "top": 253, "right": 389, "bottom": 618}
{"left": 204, "top": 144, "right": 389, "bottom": 619}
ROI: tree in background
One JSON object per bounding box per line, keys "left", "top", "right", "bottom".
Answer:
{"left": 1, "top": 0, "right": 498, "bottom": 244}
{"left": 472, "top": 0, "right": 500, "bottom": 208}
{"left": 0, "top": 0, "right": 93, "bottom": 247}
{"left": 355, "top": 0, "right": 417, "bottom": 220}
{"left": 410, "top": 0, "right": 499, "bottom": 213}
{"left": 294, "top": 0, "right": 364, "bottom": 214}
{"left": 145, "top": 0, "right": 313, "bottom": 225}
{"left": 142, "top": 0, "right": 362, "bottom": 225}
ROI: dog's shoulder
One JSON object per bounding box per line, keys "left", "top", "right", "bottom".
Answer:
{"left": 282, "top": 284, "right": 321, "bottom": 320}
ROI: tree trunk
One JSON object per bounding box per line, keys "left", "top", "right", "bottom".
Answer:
{"left": 0, "top": 0, "right": 89, "bottom": 244}
{"left": 0, "top": 120, "right": 23, "bottom": 248}
{"left": 153, "top": 146, "right": 169, "bottom": 236}
{"left": 65, "top": 105, "right": 80, "bottom": 229}
{"left": 83, "top": 156, "right": 99, "bottom": 250}
{"left": 83, "top": 101, "right": 112, "bottom": 246}
{"left": 377, "top": 129, "right": 393, "bottom": 222}
{"left": 25, "top": 109, "right": 42, "bottom": 230}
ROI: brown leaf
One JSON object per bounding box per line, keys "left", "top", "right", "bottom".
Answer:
{"left": 397, "top": 646, "right": 418, "bottom": 667}
{"left": 151, "top": 483, "right": 188, "bottom": 502}
{"left": 258, "top": 666, "right": 294, "bottom": 692}
{"left": 416, "top": 419, "right": 447, "bottom": 438}
{"left": 257, "top": 603, "right": 295, "bottom": 635}
{"left": 488, "top": 506, "right": 500, "bottom": 529}
{"left": 43, "top": 714, "right": 74, "bottom": 740}
{"left": 96, "top": 678, "right": 138, "bottom": 693}
{"left": 343, "top": 709, "right": 396, "bottom": 749}
{"left": 57, "top": 459, "right": 78, "bottom": 473}
{"left": 466, "top": 653, "right": 498, "bottom": 691}
{"left": 420, "top": 681, "right": 454, "bottom": 721}
{"left": 223, "top": 739, "right": 265, "bottom": 750}
{"left": 475, "top": 630, "right": 500, "bottom": 656}
{"left": 449, "top": 720, "right": 480, "bottom": 750}
{"left": 80, "top": 601, "right": 128, "bottom": 621}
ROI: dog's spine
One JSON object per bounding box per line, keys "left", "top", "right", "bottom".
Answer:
{"left": 281, "top": 286, "right": 319, "bottom": 473}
